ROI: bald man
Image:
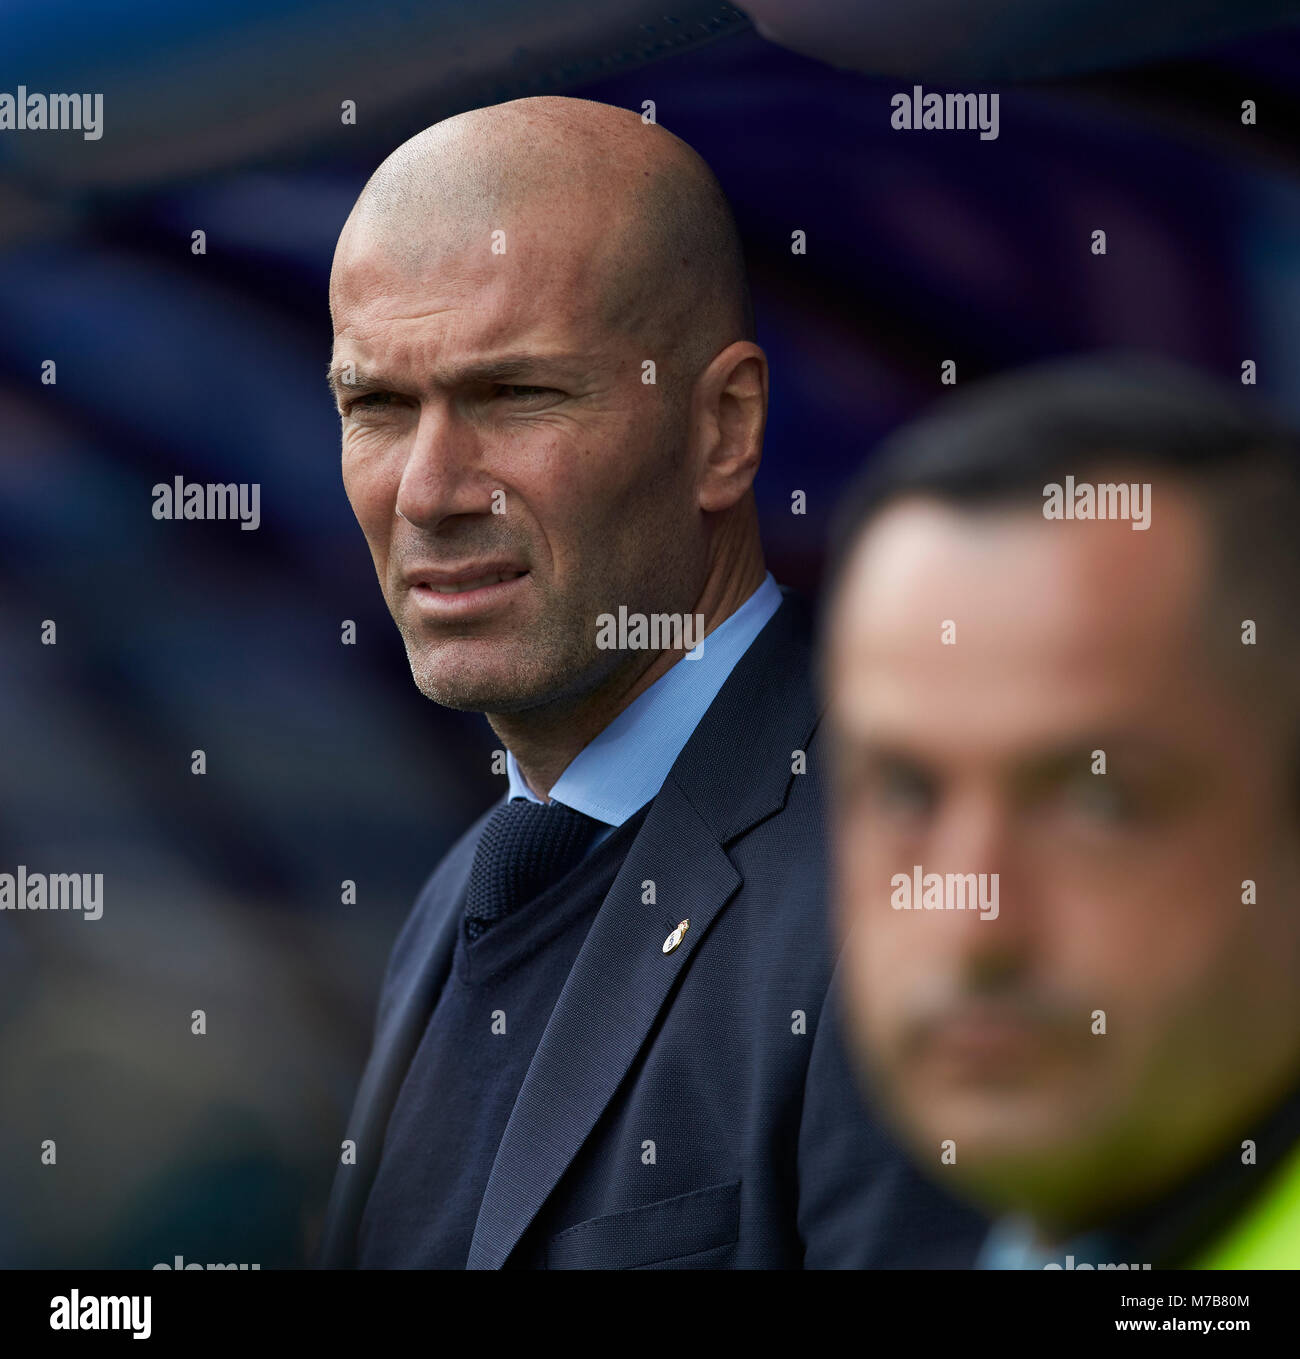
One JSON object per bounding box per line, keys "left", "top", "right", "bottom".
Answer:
{"left": 316, "top": 96, "right": 983, "bottom": 1269}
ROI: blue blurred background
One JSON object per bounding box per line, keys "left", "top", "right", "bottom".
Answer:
{"left": 2, "top": 1, "right": 1300, "bottom": 1266}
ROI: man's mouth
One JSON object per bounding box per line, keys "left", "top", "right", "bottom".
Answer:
{"left": 403, "top": 564, "right": 530, "bottom": 618}
{"left": 422, "top": 569, "right": 528, "bottom": 595}
{"left": 911, "top": 1000, "right": 1070, "bottom": 1081}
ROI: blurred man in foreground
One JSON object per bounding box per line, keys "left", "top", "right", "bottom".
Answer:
{"left": 823, "top": 356, "right": 1300, "bottom": 1268}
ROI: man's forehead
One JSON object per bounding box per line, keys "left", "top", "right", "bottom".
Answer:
{"left": 328, "top": 315, "right": 601, "bottom": 394}
{"left": 826, "top": 493, "right": 1218, "bottom": 740}
{"left": 334, "top": 203, "right": 608, "bottom": 300}
{"left": 835, "top": 493, "right": 1209, "bottom": 643}
{"left": 330, "top": 224, "right": 615, "bottom": 362}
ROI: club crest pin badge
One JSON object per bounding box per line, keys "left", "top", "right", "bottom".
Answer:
{"left": 662, "top": 919, "right": 690, "bottom": 954}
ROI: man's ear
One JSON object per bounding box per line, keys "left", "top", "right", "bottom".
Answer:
{"left": 693, "top": 341, "right": 768, "bottom": 513}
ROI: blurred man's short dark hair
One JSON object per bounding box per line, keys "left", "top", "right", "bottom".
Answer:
{"left": 824, "top": 353, "right": 1300, "bottom": 717}
{"left": 830, "top": 352, "right": 1298, "bottom": 575}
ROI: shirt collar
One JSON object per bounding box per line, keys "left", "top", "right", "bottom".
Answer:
{"left": 506, "top": 572, "right": 783, "bottom": 823}
{"left": 977, "top": 1215, "right": 1123, "bottom": 1271}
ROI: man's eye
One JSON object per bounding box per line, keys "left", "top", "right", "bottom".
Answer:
{"left": 1061, "top": 775, "right": 1136, "bottom": 824}
{"left": 346, "top": 392, "right": 397, "bottom": 412}
{"left": 497, "top": 384, "right": 556, "bottom": 400}
{"left": 871, "top": 766, "right": 937, "bottom": 816}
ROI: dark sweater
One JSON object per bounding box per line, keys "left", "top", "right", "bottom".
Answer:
{"left": 356, "top": 805, "right": 650, "bottom": 1268}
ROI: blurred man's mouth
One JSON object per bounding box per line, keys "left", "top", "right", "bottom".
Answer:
{"left": 404, "top": 564, "right": 530, "bottom": 619}
{"left": 913, "top": 1002, "right": 1058, "bottom": 1081}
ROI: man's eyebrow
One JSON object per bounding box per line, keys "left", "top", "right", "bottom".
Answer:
{"left": 325, "top": 365, "right": 384, "bottom": 399}
{"left": 836, "top": 729, "right": 1180, "bottom": 776}
{"left": 448, "top": 354, "right": 584, "bottom": 384}
{"left": 1017, "top": 731, "right": 1179, "bottom": 770}
{"left": 325, "top": 353, "right": 586, "bottom": 399}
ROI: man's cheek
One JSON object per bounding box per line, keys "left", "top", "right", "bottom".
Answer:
{"left": 845, "top": 899, "right": 901, "bottom": 995}
{"left": 1074, "top": 877, "right": 1217, "bottom": 994}
{"left": 856, "top": 954, "right": 910, "bottom": 1078}
{"left": 343, "top": 469, "right": 393, "bottom": 538}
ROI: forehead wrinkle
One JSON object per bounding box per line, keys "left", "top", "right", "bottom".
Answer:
{"left": 335, "top": 238, "right": 610, "bottom": 357}
{"left": 333, "top": 261, "right": 616, "bottom": 395}
{"left": 326, "top": 348, "right": 596, "bottom": 397}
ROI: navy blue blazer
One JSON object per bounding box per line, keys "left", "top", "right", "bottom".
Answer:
{"left": 318, "top": 593, "right": 985, "bottom": 1268}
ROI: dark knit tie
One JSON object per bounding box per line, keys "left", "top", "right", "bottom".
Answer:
{"left": 463, "top": 798, "right": 602, "bottom": 941}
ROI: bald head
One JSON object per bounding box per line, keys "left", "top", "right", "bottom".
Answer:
{"left": 334, "top": 96, "right": 753, "bottom": 388}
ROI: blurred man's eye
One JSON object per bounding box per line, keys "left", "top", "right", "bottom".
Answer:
{"left": 496, "top": 384, "right": 558, "bottom": 400}
{"left": 870, "top": 764, "right": 938, "bottom": 817}
{"left": 1059, "top": 772, "right": 1138, "bottom": 825}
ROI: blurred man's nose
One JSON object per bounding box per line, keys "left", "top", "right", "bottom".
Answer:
{"left": 394, "top": 400, "right": 496, "bottom": 529}
{"left": 927, "top": 785, "right": 1038, "bottom": 964}
{"left": 929, "top": 785, "right": 1010, "bottom": 873}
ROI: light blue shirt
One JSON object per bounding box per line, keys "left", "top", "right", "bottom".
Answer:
{"left": 504, "top": 572, "right": 783, "bottom": 846}
{"left": 977, "top": 1215, "right": 1124, "bottom": 1270}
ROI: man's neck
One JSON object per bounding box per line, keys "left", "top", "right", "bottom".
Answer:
{"left": 491, "top": 550, "right": 767, "bottom": 799}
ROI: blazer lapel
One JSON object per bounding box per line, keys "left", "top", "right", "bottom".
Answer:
{"left": 466, "top": 779, "right": 740, "bottom": 1269}
{"left": 467, "top": 593, "right": 819, "bottom": 1269}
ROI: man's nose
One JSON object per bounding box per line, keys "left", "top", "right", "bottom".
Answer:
{"left": 394, "top": 400, "right": 496, "bottom": 528}
{"left": 929, "top": 790, "right": 1036, "bottom": 951}
{"left": 931, "top": 788, "right": 1010, "bottom": 874}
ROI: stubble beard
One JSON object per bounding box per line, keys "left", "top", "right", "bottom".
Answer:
{"left": 395, "top": 593, "right": 617, "bottom": 717}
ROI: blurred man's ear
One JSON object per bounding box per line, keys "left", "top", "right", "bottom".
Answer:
{"left": 693, "top": 341, "right": 767, "bottom": 513}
